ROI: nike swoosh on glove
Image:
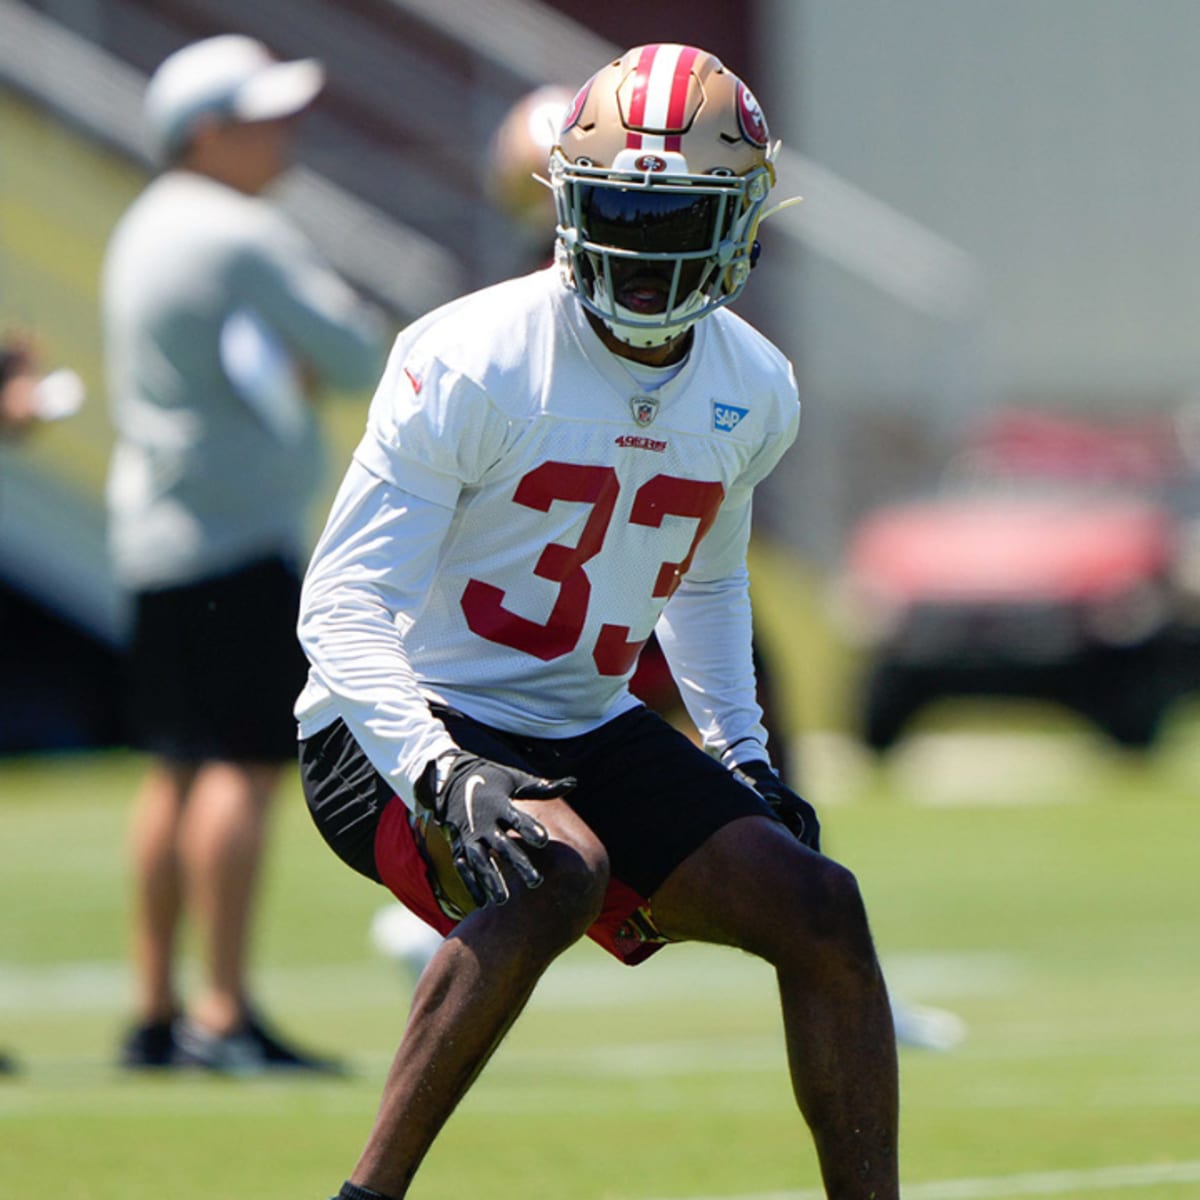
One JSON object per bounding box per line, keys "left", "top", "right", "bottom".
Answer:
{"left": 730, "top": 760, "right": 821, "bottom": 852}
{"left": 415, "top": 750, "right": 576, "bottom": 906}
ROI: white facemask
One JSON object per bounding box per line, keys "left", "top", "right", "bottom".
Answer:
{"left": 589, "top": 277, "right": 708, "bottom": 348}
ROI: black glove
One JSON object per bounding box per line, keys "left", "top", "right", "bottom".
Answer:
{"left": 731, "top": 759, "right": 821, "bottom": 852}
{"left": 416, "top": 750, "right": 576, "bottom": 906}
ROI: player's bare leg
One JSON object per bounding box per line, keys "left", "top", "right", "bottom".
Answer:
{"left": 350, "top": 799, "right": 609, "bottom": 1199}
{"left": 651, "top": 815, "right": 900, "bottom": 1200}
{"left": 128, "top": 760, "right": 194, "bottom": 1022}
{"left": 180, "top": 761, "right": 280, "bottom": 1034}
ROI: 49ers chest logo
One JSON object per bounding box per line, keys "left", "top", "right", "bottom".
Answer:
{"left": 630, "top": 395, "right": 659, "bottom": 426}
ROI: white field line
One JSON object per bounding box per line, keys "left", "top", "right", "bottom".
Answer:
{"left": 0, "top": 949, "right": 1018, "bottom": 1013}
{"left": 647, "top": 1159, "right": 1200, "bottom": 1200}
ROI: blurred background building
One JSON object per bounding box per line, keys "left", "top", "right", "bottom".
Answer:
{"left": 3, "top": 0, "right": 1199, "bottom": 751}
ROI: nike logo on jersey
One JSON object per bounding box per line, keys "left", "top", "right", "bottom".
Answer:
{"left": 403, "top": 366, "right": 423, "bottom": 394}
{"left": 464, "top": 773, "right": 486, "bottom": 833}
{"left": 712, "top": 401, "right": 749, "bottom": 432}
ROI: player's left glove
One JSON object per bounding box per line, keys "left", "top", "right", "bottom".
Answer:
{"left": 731, "top": 760, "right": 821, "bottom": 852}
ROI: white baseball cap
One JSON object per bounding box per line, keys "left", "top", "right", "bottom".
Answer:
{"left": 144, "top": 34, "right": 325, "bottom": 163}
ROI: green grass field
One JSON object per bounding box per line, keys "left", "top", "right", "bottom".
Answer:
{"left": 2, "top": 724, "right": 1198, "bottom": 1200}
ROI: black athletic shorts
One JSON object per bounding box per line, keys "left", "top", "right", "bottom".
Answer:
{"left": 126, "top": 556, "right": 309, "bottom": 763}
{"left": 300, "top": 704, "right": 776, "bottom": 963}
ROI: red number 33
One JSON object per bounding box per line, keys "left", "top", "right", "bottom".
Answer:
{"left": 460, "top": 462, "right": 723, "bottom": 674}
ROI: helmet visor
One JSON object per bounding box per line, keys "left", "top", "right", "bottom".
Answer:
{"left": 580, "top": 186, "right": 721, "bottom": 255}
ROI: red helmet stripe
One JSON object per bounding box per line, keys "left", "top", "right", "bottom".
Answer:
{"left": 624, "top": 44, "right": 708, "bottom": 155}
{"left": 624, "top": 43, "right": 661, "bottom": 150}
{"left": 624, "top": 43, "right": 662, "bottom": 150}
{"left": 663, "top": 44, "right": 701, "bottom": 151}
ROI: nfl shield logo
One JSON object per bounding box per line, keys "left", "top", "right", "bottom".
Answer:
{"left": 630, "top": 395, "right": 659, "bottom": 427}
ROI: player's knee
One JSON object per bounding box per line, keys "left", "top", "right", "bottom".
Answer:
{"left": 474, "top": 838, "right": 607, "bottom": 972}
{"left": 537, "top": 836, "right": 610, "bottom": 939}
{"left": 817, "top": 857, "right": 872, "bottom": 941}
{"left": 746, "top": 849, "right": 876, "bottom": 970}
{"left": 792, "top": 855, "right": 880, "bottom": 973}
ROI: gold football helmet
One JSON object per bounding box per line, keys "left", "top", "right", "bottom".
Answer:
{"left": 487, "top": 85, "right": 574, "bottom": 235}
{"left": 551, "top": 44, "right": 778, "bottom": 347}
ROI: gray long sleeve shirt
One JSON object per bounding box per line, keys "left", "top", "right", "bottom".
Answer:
{"left": 103, "top": 170, "right": 387, "bottom": 590}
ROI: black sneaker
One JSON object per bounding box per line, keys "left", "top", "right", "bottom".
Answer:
{"left": 174, "top": 1018, "right": 265, "bottom": 1075}
{"left": 119, "top": 1018, "right": 180, "bottom": 1069}
{"left": 244, "top": 1009, "right": 346, "bottom": 1075}
{"left": 172, "top": 1011, "right": 346, "bottom": 1076}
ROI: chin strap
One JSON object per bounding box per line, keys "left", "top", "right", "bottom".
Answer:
{"left": 592, "top": 281, "right": 708, "bottom": 349}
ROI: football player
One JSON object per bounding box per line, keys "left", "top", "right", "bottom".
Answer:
{"left": 298, "top": 44, "right": 899, "bottom": 1200}
{"left": 486, "top": 81, "right": 796, "bottom": 774}
{"left": 479, "top": 75, "right": 963, "bottom": 1056}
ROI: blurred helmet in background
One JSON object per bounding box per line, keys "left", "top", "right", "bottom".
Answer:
{"left": 486, "top": 84, "right": 574, "bottom": 235}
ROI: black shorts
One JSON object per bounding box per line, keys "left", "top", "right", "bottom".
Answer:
{"left": 126, "top": 556, "right": 309, "bottom": 763}
{"left": 301, "top": 704, "right": 775, "bottom": 911}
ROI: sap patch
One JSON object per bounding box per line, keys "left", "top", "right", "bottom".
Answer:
{"left": 712, "top": 401, "right": 749, "bottom": 432}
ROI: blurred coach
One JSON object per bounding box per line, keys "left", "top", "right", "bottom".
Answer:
{"left": 102, "top": 34, "right": 385, "bottom": 1072}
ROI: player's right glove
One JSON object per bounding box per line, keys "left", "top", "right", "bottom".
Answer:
{"left": 731, "top": 759, "right": 821, "bottom": 852}
{"left": 415, "top": 750, "right": 576, "bottom": 907}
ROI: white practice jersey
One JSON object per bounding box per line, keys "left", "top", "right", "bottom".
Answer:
{"left": 296, "top": 268, "right": 799, "bottom": 806}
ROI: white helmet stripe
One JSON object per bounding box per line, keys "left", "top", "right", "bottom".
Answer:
{"left": 641, "top": 44, "right": 684, "bottom": 131}
{"left": 625, "top": 43, "right": 700, "bottom": 154}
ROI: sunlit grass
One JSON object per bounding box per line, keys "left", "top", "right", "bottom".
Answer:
{"left": 2, "top": 738, "right": 1197, "bottom": 1199}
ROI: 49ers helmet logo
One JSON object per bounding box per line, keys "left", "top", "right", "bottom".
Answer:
{"left": 561, "top": 78, "right": 593, "bottom": 134}
{"left": 736, "top": 81, "right": 769, "bottom": 148}
{"left": 635, "top": 153, "right": 668, "bottom": 172}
